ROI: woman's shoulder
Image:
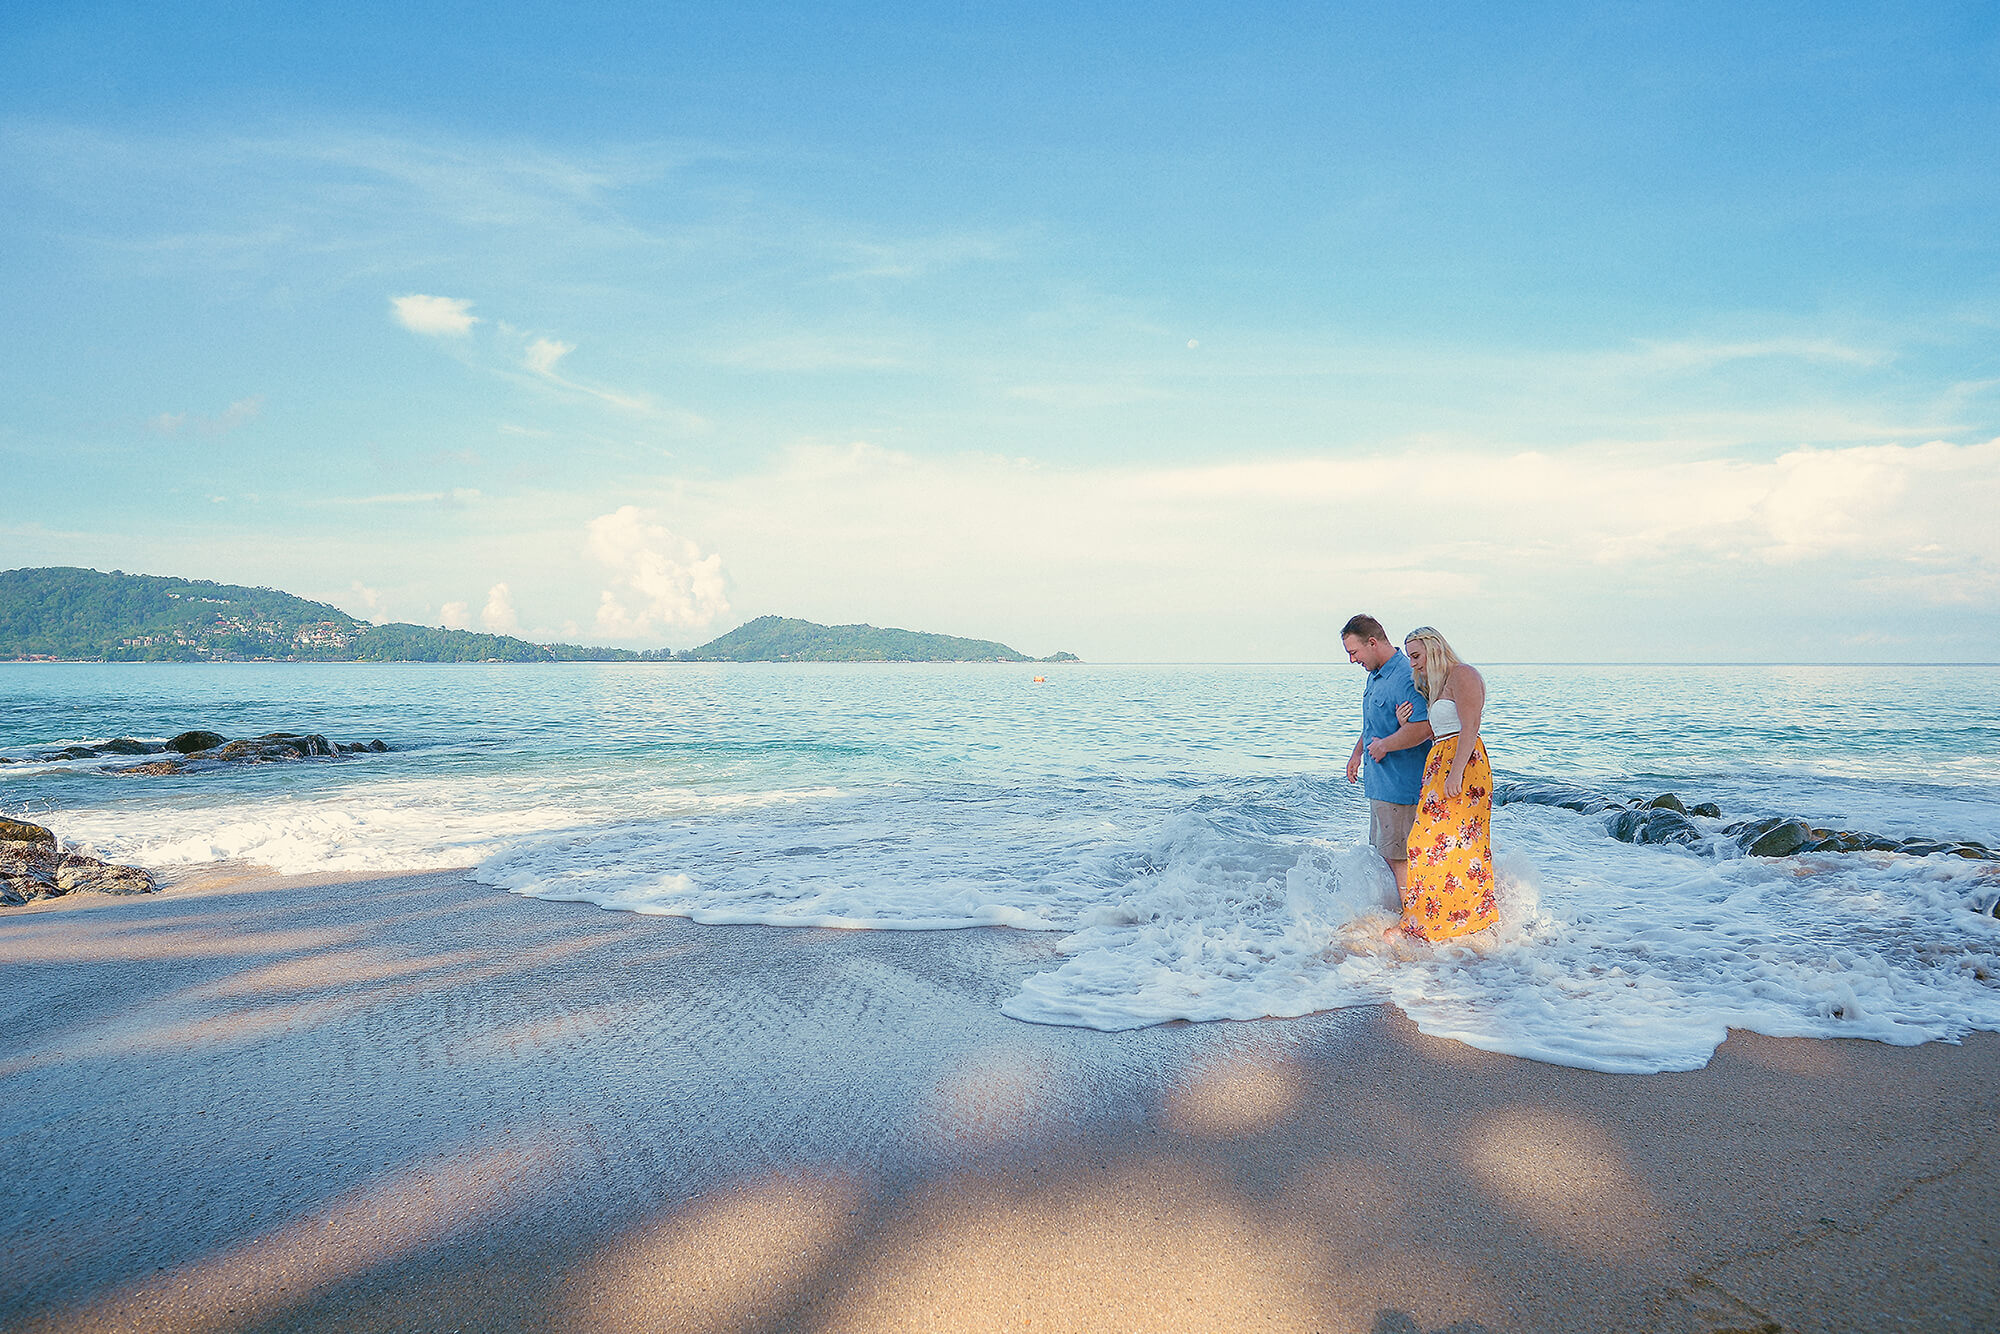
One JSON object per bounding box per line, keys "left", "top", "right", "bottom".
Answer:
{"left": 1444, "top": 661, "right": 1484, "bottom": 695}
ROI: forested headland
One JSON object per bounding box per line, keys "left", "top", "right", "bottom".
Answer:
{"left": 0, "top": 569, "right": 1078, "bottom": 664}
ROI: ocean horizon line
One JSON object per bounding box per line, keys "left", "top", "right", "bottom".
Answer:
{"left": 3, "top": 658, "right": 1996, "bottom": 669}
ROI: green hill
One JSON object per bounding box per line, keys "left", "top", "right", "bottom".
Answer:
{"left": 683, "top": 615, "right": 1073, "bottom": 662}
{"left": 0, "top": 569, "right": 1079, "bottom": 664}
{"left": 0, "top": 567, "right": 644, "bottom": 662}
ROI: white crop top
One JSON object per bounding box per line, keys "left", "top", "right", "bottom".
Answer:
{"left": 1428, "top": 698, "right": 1462, "bottom": 738}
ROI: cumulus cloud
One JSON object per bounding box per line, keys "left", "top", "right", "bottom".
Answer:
{"left": 440, "top": 601, "right": 473, "bottom": 630}
{"left": 392, "top": 294, "right": 479, "bottom": 336}
{"left": 586, "top": 506, "right": 728, "bottom": 638}
{"left": 481, "top": 582, "right": 520, "bottom": 634}
{"left": 343, "top": 581, "right": 386, "bottom": 621}
{"left": 523, "top": 337, "right": 574, "bottom": 375}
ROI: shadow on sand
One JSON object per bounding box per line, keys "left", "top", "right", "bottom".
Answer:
{"left": 2, "top": 868, "right": 1991, "bottom": 1333}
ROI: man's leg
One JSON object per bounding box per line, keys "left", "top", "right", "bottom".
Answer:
{"left": 1370, "top": 800, "right": 1417, "bottom": 910}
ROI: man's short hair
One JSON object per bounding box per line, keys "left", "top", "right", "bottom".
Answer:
{"left": 1341, "top": 613, "right": 1388, "bottom": 644}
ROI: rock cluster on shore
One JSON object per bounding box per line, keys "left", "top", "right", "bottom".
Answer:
{"left": 2, "top": 724, "right": 393, "bottom": 904}
{"left": 0, "top": 729, "right": 391, "bottom": 776}
{"left": 0, "top": 817, "right": 156, "bottom": 907}
{"left": 1494, "top": 778, "right": 1997, "bottom": 864}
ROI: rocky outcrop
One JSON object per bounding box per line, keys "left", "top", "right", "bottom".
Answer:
{"left": 16, "top": 729, "right": 392, "bottom": 774}
{"left": 0, "top": 817, "right": 55, "bottom": 847}
{"left": 1488, "top": 779, "right": 1625, "bottom": 814}
{"left": 1606, "top": 806, "right": 1704, "bottom": 847}
{"left": 213, "top": 732, "right": 338, "bottom": 762}
{"left": 1, "top": 819, "right": 156, "bottom": 907}
{"left": 1495, "top": 779, "right": 1995, "bottom": 862}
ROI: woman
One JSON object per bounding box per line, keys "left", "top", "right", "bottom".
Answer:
{"left": 1393, "top": 626, "right": 1499, "bottom": 941}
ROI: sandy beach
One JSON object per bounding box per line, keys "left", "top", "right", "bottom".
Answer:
{"left": 3, "top": 868, "right": 1994, "bottom": 1334}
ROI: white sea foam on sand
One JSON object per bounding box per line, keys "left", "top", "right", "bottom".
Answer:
{"left": 1003, "top": 805, "right": 2000, "bottom": 1073}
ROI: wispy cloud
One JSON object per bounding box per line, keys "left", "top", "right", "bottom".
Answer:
{"left": 392, "top": 294, "right": 479, "bottom": 336}
{"left": 148, "top": 396, "right": 262, "bottom": 436}
{"left": 501, "top": 328, "right": 704, "bottom": 427}
{"left": 326, "top": 488, "right": 483, "bottom": 506}
{"left": 710, "top": 335, "right": 908, "bottom": 372}
{"left": 1627, "top": 337, "right": 1886, "bottom": 373}
{"left": 830, "top": 230, "right": 1019, "bottom": 280}
{"left": 1006, "top": 381, "right": 1171, "bottom": 408}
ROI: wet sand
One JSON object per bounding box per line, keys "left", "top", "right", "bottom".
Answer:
{"left": 2, "top": 867, "right": 1995, "bottom": 1334}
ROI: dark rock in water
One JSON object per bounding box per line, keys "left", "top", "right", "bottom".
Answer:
{"left": 1, "top": 817, "right": 56, "bottom": 848}
{"left": 1501, "top": 772, "right": 1994, "bottom": 864}
{"left": 109, "top": 759, "right": 186, "bottom": 777}
{"left": 89, "top": 727, "right": 384, "bottom": 773}
{"left": 1746, "top": 820, "right": 1814, "bottom": 858}
{"left": 1606, "top": 807, "right": 1705, "bottom": 847}
{"left": 52, "top": 746, "right": 98, "bottom": 761}
{"left": 0, "top": 824, "right": 156, "bottom": 906}
{"left": 1492, "top": 779, "right": 1624, "bottom": 814}
{"left": 216, "top": 733, "right": 338, "bottom": 763}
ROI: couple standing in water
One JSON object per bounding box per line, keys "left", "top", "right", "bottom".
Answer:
{"left": 1342, "top": 613, "right": 1499, "bottom": 942}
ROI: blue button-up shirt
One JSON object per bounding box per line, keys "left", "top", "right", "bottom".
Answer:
{"left": 1361, "top": 649, "right": 1431, "bottom": 805}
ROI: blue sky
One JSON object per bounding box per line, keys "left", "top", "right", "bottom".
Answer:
{"left": 4, "top": 2, "right": 1997, "bottom": 660}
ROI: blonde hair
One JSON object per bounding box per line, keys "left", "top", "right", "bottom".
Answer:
{"left": 1403, "top": 626, "right": 1464, "bottom": 702}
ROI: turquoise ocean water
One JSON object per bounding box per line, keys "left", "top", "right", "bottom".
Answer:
{"left": 4, "top": 663, "right": 1997, "bottom": 1073}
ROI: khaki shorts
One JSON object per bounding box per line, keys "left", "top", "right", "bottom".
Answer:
{"left": 1369, "top": 800, "right": 1419, "bottom": 861}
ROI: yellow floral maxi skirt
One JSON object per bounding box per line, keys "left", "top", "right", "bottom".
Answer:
{"left": 1401, "top": 735, "right": 1500, "bottom": 941}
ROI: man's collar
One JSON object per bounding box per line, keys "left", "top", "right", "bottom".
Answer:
{"left": 1369, "top": 647, "right": 1402, "bottom": 679}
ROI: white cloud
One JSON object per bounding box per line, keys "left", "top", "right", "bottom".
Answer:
{"left": 637, "top": 435, "right": 2000, "bottom": 661}
{"left": 524, "top": 337, "right": 574, "bottom": 375}
{"left": 326, "top": 489, "right": 483, "bottom": 507}
{"left": 147, "top": 396, "right": 263, "bottom": 436}
{"left": 481, "top": 582, "right": 520, "bottom": 634}
{"left": 342, "top": 581, "right": 386, "bottom": 621}
{"left": 440, "top": 601, "right": 473, "bottom": 630}
{"left": 392, "top": 294, "right": 479, "bottom": 336}
{"left": 710, "top": 336, "right": 906, "bottom": 371}
{"left": 586, "top": 506, "right": 728, "bottom": 638}
{"left": 1632, "top": 337, "right": 1883, "bottom": 372}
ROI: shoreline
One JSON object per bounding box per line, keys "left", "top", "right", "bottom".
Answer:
{"left": 4, "top": 866, "right": 1996, "bottom": 1332}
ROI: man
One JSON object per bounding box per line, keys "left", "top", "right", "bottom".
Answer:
{"left": 1341, "top": 613, "right": 1433, "bottom": 901}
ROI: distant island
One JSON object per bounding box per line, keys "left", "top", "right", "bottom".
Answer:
{"left": 0, "top": 568, "right": 1078, "bottom": 664}
{"left": 684, "top": 615, "right": 1077, "bottom": 663}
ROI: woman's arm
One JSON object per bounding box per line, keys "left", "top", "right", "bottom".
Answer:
{"left": 1443, "top": 665, "right": 1485, "bottom": 798}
